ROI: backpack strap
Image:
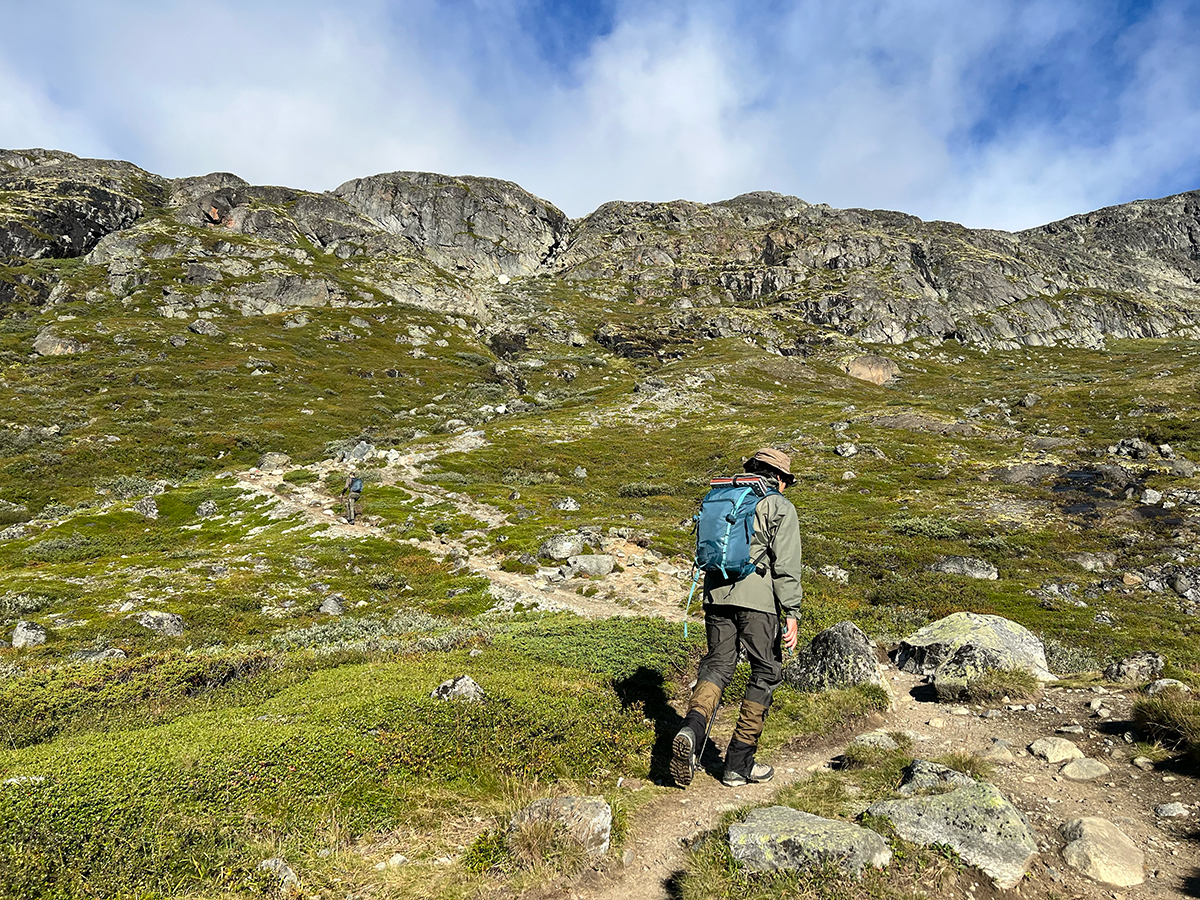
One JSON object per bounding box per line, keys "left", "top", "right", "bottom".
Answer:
{"left": 717, "top": 485, "right": 757, "bottom": 580}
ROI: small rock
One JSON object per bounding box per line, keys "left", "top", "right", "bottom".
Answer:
{"left": 538, "top": 534, "right": 587, "bottom": 560}
{"left": 841, "top": 354, "right": 901, "bottom": 386}
{"left": 1056, "top": 724, "right": 1085, "bottom": 734}
{"left": 974, "top": 740, "right": 1014, "bottom": 764}
{"left": 1154, "top": 802, "right": 1188, "bottom": 818}
{"left": 927, "top": 717, "right": 945, "bottom": 729}
{"left": 1060, "top": 818, "right": 1144, "bottom": 887}
{"left": 1131, "top": 756, "right": 1154, "bottom": 771}
{"left": 319, "top": 597, "right": 344, "bottom": 616}
{"left": 551, "top": 497, "right": 581, "bottom": 511}
{"left": 68, "top": 647, "right": 127, "bottom": 663}
{"left": 835, "top": 442, "right": 859, "bottom": 458}
{"left": 431, "top": 675, "right": 486, "bottom": 702}
{"left": 1142, "top": 488, "right": 1163, "bottom": 505}
{"left": 132, "top": 497, "right": 159, "bottom": 520}
{"left": 1104, "top": 652, "right": 1165, "bottom": 683}
{"left": 786, "top": 621, "right": 892, "bottom": 699}
{"left": 818, "top": 564, "right": 850, "bottom": 584}
{"left": 32, "top": 328, "right": 88, "bottom": 356}
{"left": 573, "top": 466, "right": 588, "bottom": 478}
{"left": 1145, "top": 678, "right": 1191, "bottom": 696}
{"left": 259, "top": 452, "right": 291, "bottom": 469}
{"left": 850, "top": 732, "right": 898, "bottom": 752}
{"left": 567, "top": 554, "right": 615, "bottom": 577}
{"left": 196, "top": 499, "right": 219, "bottom": 518}
{"left": 1061, "top": 758, "right": 1110, "bottom": 781}
{"left": 1020, "top": 392, "right": 1041, "bottom": 408}
{"left": 188, "top": 319, "right": 223, "bottom": 337}
{"left": 1030, "top": 737, "right": 1084, "bottom": 764}
{"left": 511, "top": 796, "right": 612, "bottom": 855}
{"left": 257, "top": 857, "right": 299, "bottom": 890}
{"left": 930, "top": 556, "right": 998, "bottom": 580}
{"left": 11, "top": 620, "right": 47, "bottom": 649}
{"left": 133, "top": 611, "right": 185, "bottom": 636}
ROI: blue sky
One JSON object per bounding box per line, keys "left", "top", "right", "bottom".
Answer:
{"left": 1, "top": 0, "right": 1198, "bottom": 229}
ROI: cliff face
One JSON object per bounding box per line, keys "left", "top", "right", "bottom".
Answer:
{"left": 2, "top": 147, "right": 1199, "bottom": 349}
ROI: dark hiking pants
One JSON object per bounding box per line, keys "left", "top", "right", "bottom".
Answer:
{"left": 681, "top": 605, "right": 782, "bottom": 777}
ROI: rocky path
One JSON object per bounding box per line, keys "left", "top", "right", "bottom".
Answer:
{"left": 232, "top": 447, "right": 1198, "bottom": 899}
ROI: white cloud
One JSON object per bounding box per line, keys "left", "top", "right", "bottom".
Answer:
{"left": 0, "top": 0, "right": 1196, "bottom": 231}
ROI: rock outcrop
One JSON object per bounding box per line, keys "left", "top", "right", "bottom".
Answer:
{"left": 785, "top": 621, "right": 891, "bottom": 700}
{"left": 893, "top": 612, "right": 1055, "bottom": 682}
{"left": 728, "top": 806, "right": 892, "bottom": 876}
{"left": 510, "top": 796, "right": 612, "bottom": 855}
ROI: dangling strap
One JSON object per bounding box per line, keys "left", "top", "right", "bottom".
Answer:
{"left": 682, "top": 568, "right": 701, "bottom": 638}
{"left": 718, "top": 486, "right": 757, "bottom": 579}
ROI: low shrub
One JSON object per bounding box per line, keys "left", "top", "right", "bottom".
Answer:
{"left": 1133, "top": 690, "right": 1200, "bottom": 762}
{"left": 964, "top": 667, "right": 1041, "bottom": 703}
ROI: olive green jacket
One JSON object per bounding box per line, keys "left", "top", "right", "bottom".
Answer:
{"left": 702, "top": 492, "right": 803, "bottom": 619}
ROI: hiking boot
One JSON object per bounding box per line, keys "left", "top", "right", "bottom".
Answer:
{"left": 720, "top": 762, "right": 774, "bottom": 787}
{"left": 670, "top": 726, "right": 698, "bottom": 787}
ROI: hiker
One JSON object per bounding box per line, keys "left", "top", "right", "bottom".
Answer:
{"left": 342, "top": 473, "right": 363, "bottom": 523}
{"left": 672, "top": 448, "right": 802, "bottom": 788}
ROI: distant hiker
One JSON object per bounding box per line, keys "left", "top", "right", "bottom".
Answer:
{"left": 342, "top": 473, "right": 363, "bottom": 523}
{"left": 672, "top": 448, "right": 802, "bottom": 788}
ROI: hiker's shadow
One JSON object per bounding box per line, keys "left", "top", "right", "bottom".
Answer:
{"left": 614, "top": 666, "right": 723, "bottom": 786}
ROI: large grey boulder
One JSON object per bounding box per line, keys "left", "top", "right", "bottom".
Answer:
{"left": 259, "top": 452, "right": 291, "bottom": 470}
{"left": 866, "top": 783, "right": 1038, "bottom": 889}
{"left": 1060, "top": 818, "right": 1143, "bottom": 887}
{"left": 431, "top": 675, "right": 486, "bottom": 702}
{"left": 133, "top": 611, "right": 184, "bottom": 636}
{"left": 11, "top": 620, "right": 47, "bottom": 649}
{"left": 567, "top": 554, "right": 614, "bottom": 577}
{"left": 893, "top": 612, "right": 1054, "bottom": 682}
{"left": 511, "top": 796, "right": 611, "bottom": 855}
{"left": 931, "top": 643, "right": 1006, "bottom": 701}
{"left": 1103, "top": 651, "right": 1164, "bottom": 682}
{"left": 930, "top": 556, "right": 998, "bottom": 580}
{"left": 32, "top": 329, "right": 88, "bottom": 356}
{"left": 896, "top": 759, "right": 975, "bottom": 796}
{"left": 729, "top": 806, "right": 891, "bottom": 876}
{"left": 333, "top": 171, "right": 569, "bottom": 279}
{"left": 785, "top": 622, "right": 892, "bottom": 701}
{"left": 538, "top": 534, "right": 587, "bottom": 560}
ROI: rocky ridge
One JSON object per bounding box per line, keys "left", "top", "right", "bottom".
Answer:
{"left": 4, "top": 148, "right": 1200, "bottom": 350}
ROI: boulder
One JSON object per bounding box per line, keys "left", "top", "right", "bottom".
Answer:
{"left": 567, "top": 554, "right": 614, "bottom": 577}
{"left": 32, "top": 329, "right": 88, "bottom": 356}
{"left": 835, "top": 442, "right": 858, "bottom": 457}
{"left": 195, "top": 499, "right": 219, "bottom": 518}
{"left": 1061, "top": 758, "right": 1110, "bottom": 781}
{"left": 0, "top": 524, "right": 26, "bottom": 541}
{"left": 431, "top": 675, "right": 486, "bottom": 702}
{"left": 1103, "top": 652, "right": 1164, "bottom": 682}
{"left": 841, "top": 354, "right": 901, "bottom": 386}
{"left": 893, "top": 612, "right": 1054, "bottom": 681}
{"left": 510, "top": 796, "right": 611, "bottom": 855}
{"left": 1020, "top": 392, "right": 1041, "bottom": 408}
{"left": 896, "top": 759, "right": 975, "bottom": 796}
{"left": 930, "top": 555, "right": 997, "bottom": 580}
{"left": 259, "top": 452, "right": 291, "bottom": 470}
{"left": 729, "top": 806, "right": 891, "bottom": 876}
{"left": 187, "top": 319, "right": 223, "bottom": 337}
{"left": 1067, "top": 551, "right": 1116, "bottom": 573}
{"left": 1029, "top": 737, "right": 1083, "bottom": 764}
{"left": 1060, "top": 818, "right": 1143, "bottom": 887}
{"left": 11, "top": 620, "right": 47, "bottom": 649}
{"left": 850, "top": 732, "right": 899, "bottom": 752}
{"left": 551, "top": 497, "right": 581, "bottom": 511}
{"left": 866, "top": 783, "right": 1038, "bottom": 889}
{"left": 786, "top": 622, "right": 891, "bottom": 701}
{"left": 538, "top": 534, "right": 587, "bottom": 560}
{"left": 133, "top": 611, "right": 185, "bottom": 636}
{"left": 132, "top": 497, "right": 159, "bottom": 520}
{"left": 318, "top": 597, "right": 344, "bottom": 616}
{"left": 1154, "top": 802, "right": 1188, "bottom": 818}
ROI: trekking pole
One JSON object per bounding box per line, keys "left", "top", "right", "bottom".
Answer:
{"left": 682, "top": 569, "right": 701, "bottom": 639}
{"left": 696, "top": 701, "right": 719, "bottom": 770}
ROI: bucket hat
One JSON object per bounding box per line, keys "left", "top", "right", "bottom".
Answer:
{"left": 745, "top": 447, "right": 795, "bottom": 485}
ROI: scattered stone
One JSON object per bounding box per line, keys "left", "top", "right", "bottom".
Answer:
{"left": 567, "top": 554, "right": 614, "bottom": 577}
{"left": 1154, "top": 802, "right": 1188, "bottom": 818}
{"left": 1142, "top": 488, "right": 1163, "bottom": 505}
{"left": 11, "top": 620, "right": 47, "bottom": 649}
{"left": 1030, "top": 737, "right": 1083, "bottom": 764}
{"left": 930, "top": 555, "right": 998, "bottom": 580}
{"left": 818, "top": 564, "right": 850, "bottom": 584}
{"left": 431, "top": 675, "right": 486, "bottom": 702}
{"left": 841, "top": 354, "right": 901, "bottom": 386}
{"left": 188, "top": 319, "right": 223, "bottom": 337}
{"left": 257, "top": 857, "right": 299, "bottom": 890}
{"left": 1145, "top": 678, "right": 1190, "bottom": 696}
{"left": 1056, "top": 724, "right": 1085, "bottom": 734}
{"left": 729, "top": 806, "right": 892, "bottom": 875}
{"left": 1060, "top": 818, "right": 1144, "bottom": 887}
{"left": 551, "top": 497, "right": 581, "bottom": 511}
{"left": 927, "top": 717, "right": 945, "bottom": 729}
{"left": 538, "top": 534, "right": 587, "bottom": 560}
{"left": 835, "top": 442, "right": 858, "bottom": 457}
{"left": 1061, "top": 758, "right": 1110, "bottom": 781}
{"left": 69, "top": 647, "right": 127, "bottom": 663}
{"left": 1068, "top": 551, "right": 1116, "bottom": 573}
{"left": 1103, "top": 652, "right": 1165, "bottom": 683}
{"left": 0, "top": 524, "right": 26, "bottom": 541}
{"left": 259, "top": 452, "right": 291, "bottom": 469}
{"left": 975, "top": 739, "right": 1014, "bottom": 764}
{"left": 511, "top": 796, "right": 611, "bottom": 855}
{"left": 867, "top": 783, "right": 1038, "bottom": 888}
{"left": 785, "top": 621, "right": 891, "bottom": 699}
{"left": 931, "top": 643, "right": 1006, "bottom": 701}
{"left": 319, "top": 597, "right": 344, "bottom": 616}
{"left": 196, "top": 499, "right": 219, "bottom": 518}
{"left": 893, "top": 612, "right": 1053, "bottom": 681}
{"left": 168, "top": 334, "right": 187, "bottom": 347}
{"left": 128, "top": 496, "right": 160, "bottom": 520}
{"left": 1131, "top": 756, "right": 1154, "bottom": 771}
{"left": 573, "top": 466, "right": 588, "bottom": 478}
{"left": 134, "top": 611, "right": 185, "bottom": 636}
{"left": 1020, "top": 392, "right": 1041, "bottom": 408}
{"left": 850, "top": 732, "right": 898, "bottom": 752}
{"left": 897, "top": 759, "right": 975, "bottom": 796}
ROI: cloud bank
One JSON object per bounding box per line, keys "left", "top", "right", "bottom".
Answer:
{"left": 1, "top": 0, "right": 1198, "bottom": 230}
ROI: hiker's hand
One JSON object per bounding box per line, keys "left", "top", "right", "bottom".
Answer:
{"left": 783, "top": 617, "right": 798, "bottom": 651}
